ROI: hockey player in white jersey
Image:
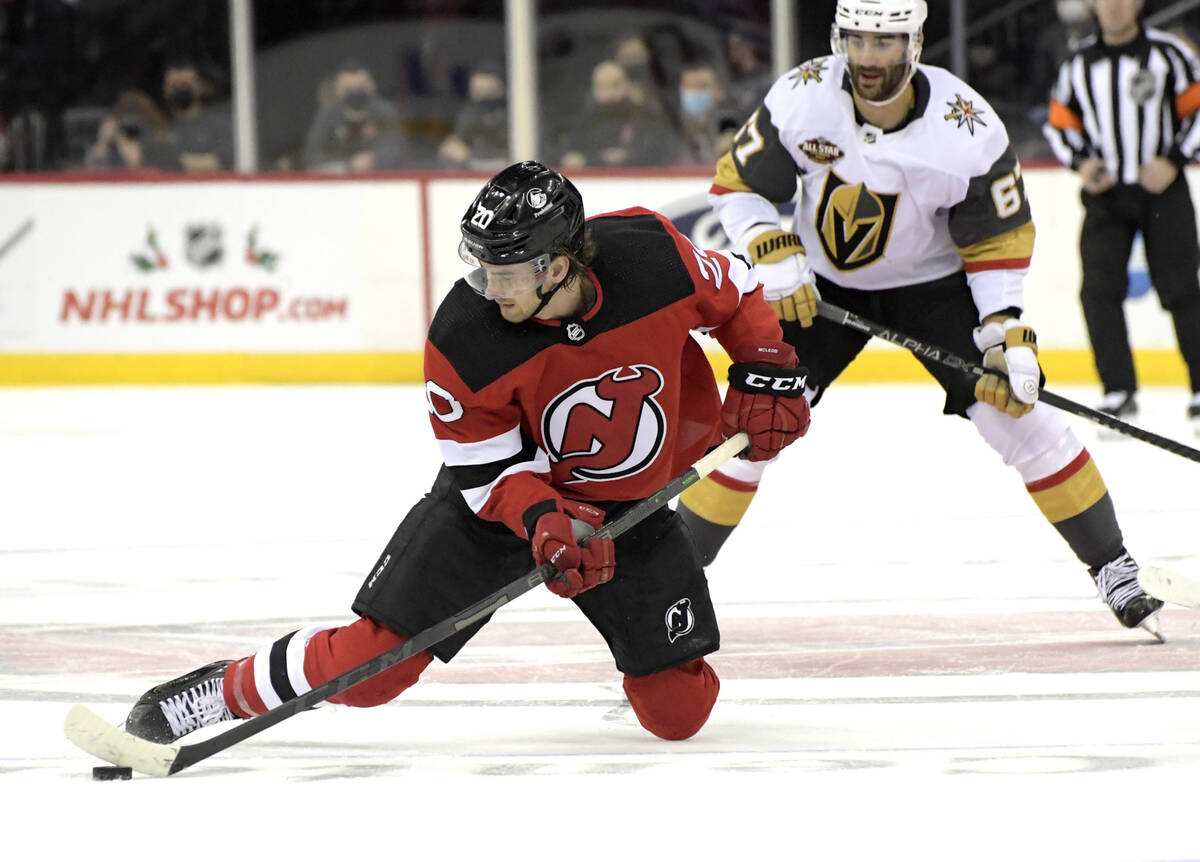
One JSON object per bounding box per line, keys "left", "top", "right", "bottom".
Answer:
{"left": 677, "top": 0, "right": 1164, "bottom": 633}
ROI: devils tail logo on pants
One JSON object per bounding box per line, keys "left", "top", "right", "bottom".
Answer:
{"left": 665, "top": 597, "right": 695, "bottom": 643}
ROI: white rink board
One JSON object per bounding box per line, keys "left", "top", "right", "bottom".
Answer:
{"left": 0, "top": 179, "right": 425, "bottom": 352}
{"left": 0, "top": 167, "right": 1195, "bottom": 357}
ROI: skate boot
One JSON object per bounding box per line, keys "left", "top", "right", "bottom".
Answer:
{"left": 124, "top": 660, "right": 240, "bottom": 743}
{"left": 1089, "top": 552, "right": 1164, "bottom": 639}
{"left": 1098, "top": 391, "right": 1137, "bottom": 439}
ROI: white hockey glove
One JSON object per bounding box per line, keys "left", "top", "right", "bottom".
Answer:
{"left": 742, "top": 226, "right": 820, "bottom": 327}
{"left": 972, "top": 318, "right": 1041, "bottom": 418}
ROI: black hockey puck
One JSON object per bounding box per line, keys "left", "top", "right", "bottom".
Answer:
{"left": 92, "top": 765, "right": 133, "bottom": 781}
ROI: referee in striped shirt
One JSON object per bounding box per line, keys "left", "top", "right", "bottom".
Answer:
{"left": 1044, "top": 0, "right": 1200, "bottom": 432}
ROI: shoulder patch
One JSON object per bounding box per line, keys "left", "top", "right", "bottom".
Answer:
{"left": 943, "top": 94, "right": 988, "bottom": 135}
{"left": 787, "top": 57, "right": 829, "bottom": 87}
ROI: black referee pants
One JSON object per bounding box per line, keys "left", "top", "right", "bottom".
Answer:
{"left": 1079, "top": 173, "right": 1200, "bottom": 394}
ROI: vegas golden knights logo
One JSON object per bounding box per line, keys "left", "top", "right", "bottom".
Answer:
{"left": 815, "top": 171, "right": 898, "bottom": 271}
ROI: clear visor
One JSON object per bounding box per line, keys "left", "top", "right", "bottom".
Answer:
{"left": 831, "top": 26, "right": 920, "bottom": 67}
{"left": 459, "top": 241, "right": 552, "bottom": 299}
{"left": 831, "top": 27, "right": 921, "bottom": 106}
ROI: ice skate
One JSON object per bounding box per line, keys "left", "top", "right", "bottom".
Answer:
{"left": 1097, "top": 391, "right": 1137, "bottom": 440}
{"left": 1090, "top": 552, "right": 1164, "bottom": 641}
{"left": 124, "top": 660, "right": 240, "bottom": 743}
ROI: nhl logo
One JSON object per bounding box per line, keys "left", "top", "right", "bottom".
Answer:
{"left": 1130, "top": 69, "right": 1155, "bottom": 105}
{"left": 665, "top": 597, "right": 695, "bottom": 643}
{"left": 185, "top": 222, "right": 223, "bottom": 268}
{"left": 527, "top": 189, "right": 548, "bottom": 209}
{"left": 565, "top": 322, "right": 585, "bottom": 342}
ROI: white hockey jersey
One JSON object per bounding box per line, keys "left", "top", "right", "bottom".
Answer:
{"left": 710, "top": 55, "right": 1035, "bottom": 319}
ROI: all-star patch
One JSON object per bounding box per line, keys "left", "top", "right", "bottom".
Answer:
{"left": 800, "top": 136, "right": 844, "bottom": 165}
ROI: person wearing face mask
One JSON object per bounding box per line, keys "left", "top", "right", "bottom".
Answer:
{"left": 437, "top": 64, "right": 509, "bottom": 169}
{"left": 673, "top": 59, "right": 738, "bottom": 166}
{"left": 303, "top": 61, "right": 408, "bottom": 172}
{"left": 150, "top": 59, "right": 233, "bottom": 173}
{"left": 554, "top": 60, "right": 678, "bottom": 169}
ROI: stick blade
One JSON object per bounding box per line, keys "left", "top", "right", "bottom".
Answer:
{"left": 64, "top": 705, "right": 179, "bottom": 777}
{"left": 1138, "top": 566, "right": 1200, "bottom": 609}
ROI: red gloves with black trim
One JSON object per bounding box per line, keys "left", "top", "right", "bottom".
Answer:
{"left": 527, "top": 499, "right": 616, "bottom": 598}
{"left": 722, "top": 340, "right": 811, "bottom": 461}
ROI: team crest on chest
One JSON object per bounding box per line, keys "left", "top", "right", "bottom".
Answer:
{"left": 541, "top": 365, "right": 666, "bottom": 483}
{"left": 800, "top": 136, "right": 844, "bottom": 165}
{"left": 943, "top": 94, "right": 987, "bottom": 135}
{"left": 814, "top": 170, "right": 898, "bottom": 271}
{"left": 788, "top": 58, "right": 827, "bottom": 87}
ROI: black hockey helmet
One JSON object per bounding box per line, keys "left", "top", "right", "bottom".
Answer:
{"left": 459, "top": 161, "right": 585, "bottom": 267}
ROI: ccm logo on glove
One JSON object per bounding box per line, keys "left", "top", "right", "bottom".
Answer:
{"left": 526, "top": 499, "right": 616, "bottom": 599}
{"left": 728, "top": 366, "right": 809, "bottom": 393}
{"left": 721, "top": 340, "right": 811, "bottom": 461}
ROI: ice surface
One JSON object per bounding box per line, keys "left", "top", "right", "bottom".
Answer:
{"left": 2, "top": 383, "right": 1198, "bottom": 861}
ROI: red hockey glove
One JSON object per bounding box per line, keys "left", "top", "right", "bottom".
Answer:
{"left": 721, "top": 340, "right": 811, "bottom": 461}
{"left": 530, "top": 500, "right": 616, "bottom": 599}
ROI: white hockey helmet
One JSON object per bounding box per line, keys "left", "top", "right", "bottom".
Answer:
{"left": 832, "top": 0, "right": 927, "bottom": 35}
{"left": 831, "top": 0, "right": 927, "bottom": 106}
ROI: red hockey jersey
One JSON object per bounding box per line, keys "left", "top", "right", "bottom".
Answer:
{"left": 423, "top": 207, "right": 781, "bottom": 538}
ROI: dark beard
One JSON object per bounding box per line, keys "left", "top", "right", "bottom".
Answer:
{"left": 850, "top": 62, "right": 909, "bottom": 103}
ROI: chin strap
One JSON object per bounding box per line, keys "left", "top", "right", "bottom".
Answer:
{"left": 530, "top": 272, "right": 575, "bottom": 318}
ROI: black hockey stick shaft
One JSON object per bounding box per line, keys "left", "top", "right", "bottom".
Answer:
{"left": 816, "top": 300, "right": 1200, "bottom": 464}
{"left": 168, "top": 431, "right": 750, "bottom": 774}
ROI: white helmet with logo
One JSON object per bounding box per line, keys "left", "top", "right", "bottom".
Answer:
{"left": 833, "top": 0, "right": 927, "bottom": 34}
{"left": 831, "top": 0, "right": 927, "bottom": 106}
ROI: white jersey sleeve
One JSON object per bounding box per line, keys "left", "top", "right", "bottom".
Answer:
{"left": 710, "top": 56, "right": 1035, "bottom": 318}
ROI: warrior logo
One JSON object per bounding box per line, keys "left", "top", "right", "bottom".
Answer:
{"left": 815, "top": 170, "right": 898, "bottom": 271}
{"left": 185, "top": 222, "right": 223, "bottom": 268}
{"left": 665, "top": 597, "right": 694, "bottom": 643}
{"left": 800, "top": 137, "right": 843, "bottom": 165}
{"left": 943, "top": 94, "right": 987, "bottom": 135}
{"left": 541, "top": 365, "right": 666, "bottom": 483}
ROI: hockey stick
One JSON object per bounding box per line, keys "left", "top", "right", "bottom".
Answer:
{"left": 64, "top": 431, "right": 751, "bottom": 777}
{"left": 816, "top": 300, "right": 1200, "bottom": 465}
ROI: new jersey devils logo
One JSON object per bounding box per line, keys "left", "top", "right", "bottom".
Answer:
{"left": 665, "top": 598, "right": 694, "bottom": 643}
{"left": 541, "top": 365, "right": 666, "bottom": 483}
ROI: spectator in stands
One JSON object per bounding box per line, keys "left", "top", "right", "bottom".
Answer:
{"left": 437, "top": 63, "right": 508, "bottom": 170}
{"left": 726, "top": 29, "right": 774, "bottom": 118}
{"left": 84, "top": 90, "right": 168, "bottom": 170}
{"left": 303, "top": 61, "right": 408, "bottom": 172}
{"left": 150, "top": 59, "right": 234, "bottom": 172}
{"left": 673, "top": 59, "right": 737, "bottom": 166}
{"left": 556, "top": 60, "right": 678, "bottom": 169}
{"left": 612, "top": 32, "right": 670, "bottom": 116}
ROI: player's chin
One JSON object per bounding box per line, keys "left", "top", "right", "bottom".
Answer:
{"left": 495, "top": 302, "right": 528, "bottom": 322}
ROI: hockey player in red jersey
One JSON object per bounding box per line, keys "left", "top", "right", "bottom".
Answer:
{"left": 121, "top": 161, "right": 810, "bottom": 745}
{"left": 676, "top": 0, "right": 1163, "bottom": 635}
